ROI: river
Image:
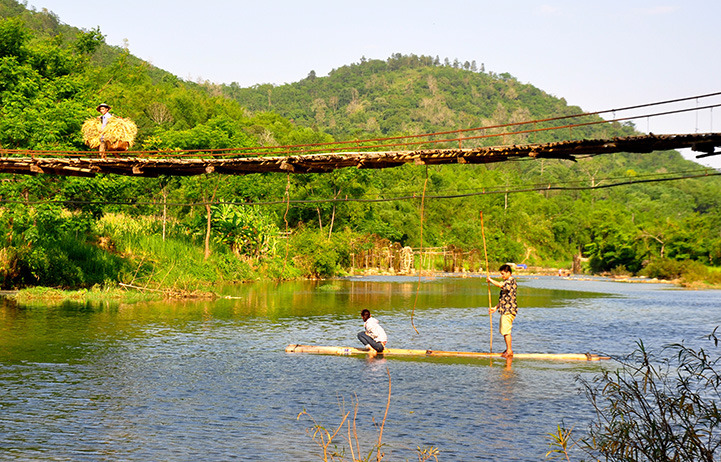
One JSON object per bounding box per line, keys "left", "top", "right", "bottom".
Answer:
{"left": 0, "top": 275, "right": 719, "bottom": 461}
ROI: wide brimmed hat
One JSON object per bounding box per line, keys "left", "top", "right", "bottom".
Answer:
{"left": 96, "top": 103, "right": 111, "bottom": 111}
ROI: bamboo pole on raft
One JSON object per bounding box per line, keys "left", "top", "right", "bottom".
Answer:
{"left": 480, "top": 211, "right": 493, "bottom": 353}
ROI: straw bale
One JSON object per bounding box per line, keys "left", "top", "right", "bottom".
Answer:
{"left": 82, "top": 118, "right": 102, "bottom": 148}
{"left": 103, "top": 117, "right": 138, "bottom": 146}
{"left": 81, "top": 116, "right": 138, "bottom": 149}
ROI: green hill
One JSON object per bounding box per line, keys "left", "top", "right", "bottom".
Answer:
{"left": 0, "top": 0, "right": 719, "bottom": 290}
{"left": 224, "top": 53, "right": 606, "bottom": 142}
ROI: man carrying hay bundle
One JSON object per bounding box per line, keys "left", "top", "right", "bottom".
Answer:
{"left": 82, "top": 104, "right": 138, "bottom": 158}
{"left": 97, "top": 103, "right": 112, "bottom": 154}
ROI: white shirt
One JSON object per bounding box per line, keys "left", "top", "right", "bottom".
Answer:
{"left": 364, "top": 317, "right": 387, "bottom": 343}
{"left": 100, "top": 112, "right": 112, "bottom": 129}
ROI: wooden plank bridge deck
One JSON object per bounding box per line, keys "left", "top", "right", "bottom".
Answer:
{"left": 1, "top": 133, "right": 719, "bottom": 177}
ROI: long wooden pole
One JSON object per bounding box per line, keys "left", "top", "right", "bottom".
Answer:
{"left": 480, "top": 211, "right": 493, "bottom": 353}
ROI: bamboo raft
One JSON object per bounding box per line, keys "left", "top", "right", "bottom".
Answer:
{"left": 285, "top": 344, "right": 610, "bottom": 361}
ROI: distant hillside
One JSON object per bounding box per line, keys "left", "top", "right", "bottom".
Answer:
{"left": 221, "top": 53, "right": 715, "bottom": 203}
{"left": 0, "top": 0, "right": 169, "bottom": 78}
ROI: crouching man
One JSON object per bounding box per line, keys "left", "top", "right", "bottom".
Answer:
{"left": 357, "top": 309, "right": 387, "bottom": 356}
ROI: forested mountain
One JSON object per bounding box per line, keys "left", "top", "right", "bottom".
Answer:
{"left": 225, "top": 53, "right": 607, "bottom": 142}
{"left": 0, "top": 0, "right": 719, "bottom": 290}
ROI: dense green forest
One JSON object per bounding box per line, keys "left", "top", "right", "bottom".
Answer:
{"left": 0, "top": 0, "right": 719, "bottom": 291}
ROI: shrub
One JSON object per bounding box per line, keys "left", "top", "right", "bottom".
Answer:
{"left": 550, "top": 331, "right": 721, "bottom": 461}
{"left": 289, "top": 227, "right": 357, "bottom": 278}
{"left": 639, "top": 258, "right": 721, "bottom": 287}
{"left": 639, "top": 258, "right": 685, "bottom": 280}
{"left": 680, "top": 260, "right": 721, "bottom": 286}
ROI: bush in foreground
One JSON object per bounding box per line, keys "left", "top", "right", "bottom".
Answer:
{"left": 548, "top": 330, "right": 721, "bottom": 461}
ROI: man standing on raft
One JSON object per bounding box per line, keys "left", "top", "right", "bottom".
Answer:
{"left": 487, "top": 264, "right": 518, "bottom": 357}
{"left": 358, "top": 309, "right": 387, "bottom": 356}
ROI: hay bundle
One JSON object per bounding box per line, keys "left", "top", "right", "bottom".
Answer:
{"left": 81, "top": 118, "right": 102, "bottom": 148}
{"left": 82, "top": 116, "right": 138, "bottom": 150}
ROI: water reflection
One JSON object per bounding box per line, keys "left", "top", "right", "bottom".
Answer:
{"left": 489, "top": 355, "right": 515, "bottom": 371}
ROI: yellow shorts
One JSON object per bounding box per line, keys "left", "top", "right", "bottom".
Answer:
{"left": 499, "top": 313, "right": 516, "bottom": 336}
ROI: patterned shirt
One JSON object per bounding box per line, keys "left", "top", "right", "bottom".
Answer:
{"left": 497, "top": 277, "right": 518, "bottom": 316}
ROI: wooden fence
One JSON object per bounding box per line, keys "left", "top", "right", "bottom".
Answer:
{"left": 350, "top": 242, "right": 485, "bottom": 274}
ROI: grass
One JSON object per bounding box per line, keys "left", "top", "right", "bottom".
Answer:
{"left": 99, "top": 213, "right": 264, "bottom": 291}
{"left": 12, "top": 285, "right": 161, "bottom": 305}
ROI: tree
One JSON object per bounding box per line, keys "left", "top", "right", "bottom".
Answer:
{"left": 0, "top": 17, "right": 29, "bottom": 59}
{"left": 212, "top": 204, "right": 279, "bottom": 258}
{"left": 73, "top": 26, "right": 104, "bottom": 55}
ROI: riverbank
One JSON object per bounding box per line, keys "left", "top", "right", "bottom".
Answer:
{"left": 349, "top": 266, "right": 688, "bottom": 286}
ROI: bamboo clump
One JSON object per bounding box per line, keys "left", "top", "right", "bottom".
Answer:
{"left": 82, "top": 116, "right": 138, "bottom": 150}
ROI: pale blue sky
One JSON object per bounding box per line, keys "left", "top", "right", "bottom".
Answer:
{"left": 26, "top": 0, "right": 721, "bottom": 167}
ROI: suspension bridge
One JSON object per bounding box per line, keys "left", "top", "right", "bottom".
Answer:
{"left": 0, "top": 132, "right": 718, "bottom": 178}
{"left": 1, "top": 93, "right": 720, "bottom": 178}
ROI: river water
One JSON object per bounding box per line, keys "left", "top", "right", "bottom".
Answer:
{"left": 0, "top": 275, "right": 719, "bottom": 461}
